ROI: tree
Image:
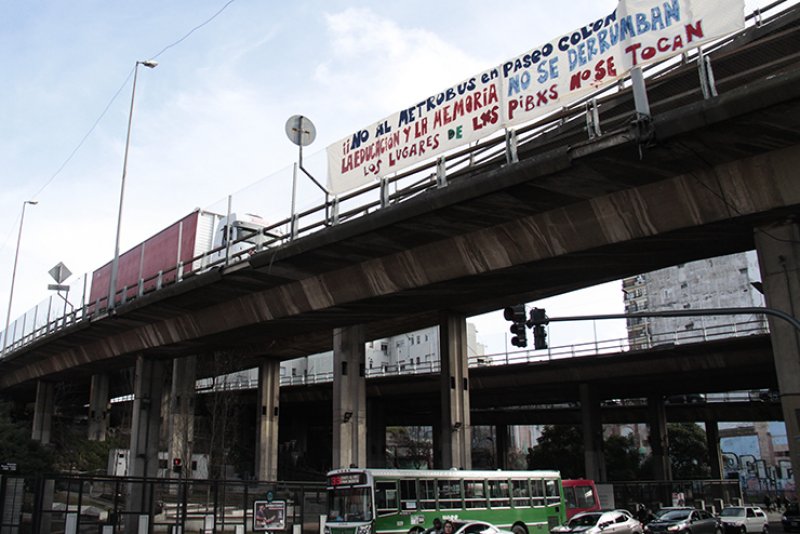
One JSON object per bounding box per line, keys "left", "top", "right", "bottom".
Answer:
{"left": 667, "top": 423, "right": 711, "bottom": 479}
{"left": 527, "top": 425, "right": 584, "bottom": 478}
{"left": 0, "top": 401, "right": 54, "bottom": 476}
{"left": 604, "top": 434, "right": 643, "bottom": 481}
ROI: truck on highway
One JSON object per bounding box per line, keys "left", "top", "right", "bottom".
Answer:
{"left": 89, "top": 209, "right": 271, "bottom": 309}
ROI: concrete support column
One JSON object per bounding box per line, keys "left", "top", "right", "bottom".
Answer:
{"left": 332, "top": 325, "right": 367, "bottom": 469}
{"left": 755, "top": 222, "right": 800, "bottom": 498}
{"left": 367, "top": 399, "right": 387, "bottom": 468}
{"left": 257, "top": 359, "right": 280, "bottom": 481}
{"left": 127, "top": 356, "right": 165, "bottom": 533}
{"left": 580, "top": 384, "right": 606, "bottom": 482}
{"left": 647, "top": 395, "right": 672, "bottom": 480}
{"left": 31, "top": 381, "right": 54, "bottom": 445}
{"left": 439, "top": 312, "right": 471, "bottom": 470}
{"left": 88, "top": 374, "right": 110, "bottom": 441}
{"left": 705, "top": 420, "right": 723, "bottom": 480}
{"left": 496, "top": 425, "right": 509, "bottom": 470}
{"left": 168, "top": 356, "right": 196, "bottom": 479}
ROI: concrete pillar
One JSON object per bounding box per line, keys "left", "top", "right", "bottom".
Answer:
{"left": 332, "top": 325, "right": 367, "bottom": 468}
{"left": 127, "top": 356, "right": 165, "bottom": 532}
{"left": 439, "top": 312, "right": 471, "bottom": 469}
{"left": 648, "top": 395, "right": 672, "bottom": 480}
{"left": 705, "top": 420, "right": 723, "bottom": 480}
{"left": 367, "top": 399, "right": 387, "bottom": 468}
{"left": 167, "top": 356, "right": 196, "bottom": 479}
{"left": 755, "top": 222, "right": 800, "bottom": 499}
{"left": 257, "top": 359, "right": 280, "bottom": 481}
{"left": 580, "top": 384, "right": 606, "bottom": 482}
{"left": 31, "top": 381, "right": 54, "bottom": 445}
{"left": 88, "top": 374, "right": 110, "bottom": 441}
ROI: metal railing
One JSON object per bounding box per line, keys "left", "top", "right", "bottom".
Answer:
{"left": 1, "top": 0, "right": 796, "bottom": 359}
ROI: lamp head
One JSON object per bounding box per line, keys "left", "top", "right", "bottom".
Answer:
{"left": 139, "top": 60, "right": 158, "bottom": 69}
{"left": 25, "top": 200, "right": 38, "bottom": 206}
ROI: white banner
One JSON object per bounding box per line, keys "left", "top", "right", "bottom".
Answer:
{"left": 326, "top": 68, "right": 502, "bottom": 195}
{"left": 502, "top": 0, "right": 745, "bottom": 127}
{"left": 326, "top": 0, "right": 744, "bottom": 195}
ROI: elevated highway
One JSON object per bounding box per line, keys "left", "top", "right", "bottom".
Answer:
{"left": 0, "top": 4, "right": 799, "bottom": 393}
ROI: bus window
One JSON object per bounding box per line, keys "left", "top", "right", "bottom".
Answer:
{"left": 420, "top": 479, "right": 437, "bottom": 510}
{"left": 511, "top": 479, "right": 531, "bottom": 507}
{"left": 531, "top": 479, "right": 545, "bottom": 507}
{"left": 437, "top": 479, "right": 462, "bottom": 510}
{"left": 464, "top": 480, "right": 487, "bottom": 509}
{"left": 376, "top": 481, "right": 399, "bottom": 516}
{"left": 487, "top": 480, "right": 510, "bottom": 508}
{"left": 400, "top": 479, "right": 418, "bottom": 510}
{"left": 545, "top": 480, "right": 560, "bottom": 506}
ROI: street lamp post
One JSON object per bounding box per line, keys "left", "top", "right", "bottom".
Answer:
{"left": 108, "top": 59, "right": 157, "bottom": 310}
{"left": 3, "top": 200, "right": 38, "bottom": 354}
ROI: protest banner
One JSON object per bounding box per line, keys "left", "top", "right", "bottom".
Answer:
{"left": 326, "top": 0, "right": 744, "bottom": 195}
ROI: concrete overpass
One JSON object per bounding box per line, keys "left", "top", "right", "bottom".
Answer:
{"left": 1, "top": 1, "right": 799, "bottom": 489}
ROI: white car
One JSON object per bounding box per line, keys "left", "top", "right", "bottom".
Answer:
{"left": 551, "top": 510, "right": 643, "bottom": 534}
{"left": 718, "top": 506, "right": 769, "bottom": 534}
{"left": 450, "top": 521, "right": 514, "bottom": 534}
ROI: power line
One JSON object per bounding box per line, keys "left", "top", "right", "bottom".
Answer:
{"left": 22, "top": 0, "right": 239, "bottom": 208}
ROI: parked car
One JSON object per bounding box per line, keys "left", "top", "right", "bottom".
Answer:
{"left": 782, "top": 503, "right": 800, "bottom": 532}
{"left": 451, "top": 521, "right": 514, "bottom": 534}
{"left": 551, "top": 510, "right": 643, "bottom": 534}
{"left": 645, "top": 508, "right": 721, "bottom": 534}
{"left": 718, "top": 506, "right": 769, "bottom": 534}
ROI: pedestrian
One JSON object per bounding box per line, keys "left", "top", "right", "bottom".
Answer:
{"left": 425, "top": 518, "right": 443, "bottom": 534}
{"left": 637, "top": 504, "right": 654, "bottom": 525}
{"left": 764, "top": 494, "right": 772, "bottom": 512}
{"left": 443, "top": 521, "right": 455, "bottom": 534}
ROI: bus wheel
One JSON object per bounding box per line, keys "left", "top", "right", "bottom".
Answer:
{"left": 512, "top": 524, "right": 528, "bottom": 534}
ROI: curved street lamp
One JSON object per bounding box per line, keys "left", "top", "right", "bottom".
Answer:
{"left": 3, "top": 200, "right": 38, "bottom": 354}
{"left": 108, "top": 59, "right": 158, "bottom": 310}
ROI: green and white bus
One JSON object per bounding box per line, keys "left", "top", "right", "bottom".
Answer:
{"left": 324, "top": 469, "right": 566, "bottom": 534}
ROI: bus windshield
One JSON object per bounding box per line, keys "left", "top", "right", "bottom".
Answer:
{"left": 327, "top": 487, "right": 373, "bottom": 522}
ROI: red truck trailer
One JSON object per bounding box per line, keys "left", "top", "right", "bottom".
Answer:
{"left": 89, "top": 209, "right": 269, "bottom": 309}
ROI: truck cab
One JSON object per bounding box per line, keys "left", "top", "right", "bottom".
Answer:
{"left": 210, "top": 212, "right": 272, "bottom": 266}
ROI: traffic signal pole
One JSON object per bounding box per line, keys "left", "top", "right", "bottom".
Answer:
{"left": 530, "top": 306, "right": 800, "bottom": 331}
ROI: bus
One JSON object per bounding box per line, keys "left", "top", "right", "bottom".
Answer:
{"left": 324, "top": 468, "right": 567, "bottom": 534}
{"left": 562, "top": 480, "right": 601, "bottom": 520}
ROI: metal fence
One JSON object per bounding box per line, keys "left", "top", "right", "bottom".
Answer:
{"left": 0, "top": 473, "right": 326, "bottom": 534}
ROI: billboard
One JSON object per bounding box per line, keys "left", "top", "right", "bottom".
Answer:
{"left": 326, "top": 0, "right": 744, "bottom": 195}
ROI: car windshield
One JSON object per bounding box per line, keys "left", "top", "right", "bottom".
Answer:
{"left": 786, "top": 504, "right": 799, "bottom": 514}
{"left": 720, "top": 508, "right": 745, "bottom": 518}
{"left": 659, "top": 511, "right": 691, "bottom": 520}
{"left": 569, "top": 514, "right": 602, "bottom": 527}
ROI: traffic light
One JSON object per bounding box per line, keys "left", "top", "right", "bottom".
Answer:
{"left": 172, "top": 457, "right": 183, "bottom": 473}
{"left": 504, "top": 304, "right": 528, "bottom": 348}
{"left": 528, "top": 308, "right": 548, "bottom": 350}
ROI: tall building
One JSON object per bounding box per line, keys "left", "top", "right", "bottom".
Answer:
{"left": 623, "top": 250, "right": 767, "bottom": 348}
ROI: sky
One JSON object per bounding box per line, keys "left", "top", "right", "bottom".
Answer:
{"left": 0, "top": 0, "right": 785, "bottom": 352}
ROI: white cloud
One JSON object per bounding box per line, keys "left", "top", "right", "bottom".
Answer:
{"left": 315, "top": 8, "right": 487, "bottom": 118}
